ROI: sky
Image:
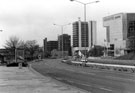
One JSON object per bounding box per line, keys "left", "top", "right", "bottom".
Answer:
{"left": 0, "top": 0, "right": 135, "bottom": 48}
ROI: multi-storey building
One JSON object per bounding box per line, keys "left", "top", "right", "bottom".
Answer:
{"left": 47, "top": 41, "right": 58, "bottom": 52}
{"left": 103, "top": 13, "right": 135, "bottom": 56}
{"left": 58, "top": 34, "right": 71, "bottom": 52}
{"left": 43, "top": 38, "right": 58, "bottom": 56}
{"left": 72, "top": 18, "right": 97, "bottom": 55}
{"left": 126, "top": 21, "right": 135, "bottom": 51}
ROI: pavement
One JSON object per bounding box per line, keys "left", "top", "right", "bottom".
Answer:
{"left": 0, "top": 66, "right": 88, "bottom": 93}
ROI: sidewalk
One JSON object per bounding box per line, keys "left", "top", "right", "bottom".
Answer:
{"left": 0, "top": 66, "right": 88, "bottom": 93}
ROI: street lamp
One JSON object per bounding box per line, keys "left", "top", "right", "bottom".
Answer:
{"left": 70, "top": 0, "right": 99, "bottom": 21}
{"left": 70, "top": 0, "right": 99, "bottom": 60}
{"left": 53, "top": 23, "right": 71, "bottom": 58}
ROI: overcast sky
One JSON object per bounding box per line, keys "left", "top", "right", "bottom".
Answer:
{"left": 0, "top": 0, "right": 135, "bottom": 48}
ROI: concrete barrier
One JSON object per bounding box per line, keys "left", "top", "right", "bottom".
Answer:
{"left": 70, "top": 61, "right": 135, "bottom": 73}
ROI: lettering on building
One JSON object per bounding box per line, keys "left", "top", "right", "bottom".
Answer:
{"left": 104, "top": 15, "right": 121, "bottom": 21}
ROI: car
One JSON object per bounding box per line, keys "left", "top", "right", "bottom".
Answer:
{"left": 6, "top": 62, "right": 28, "bottom": 67}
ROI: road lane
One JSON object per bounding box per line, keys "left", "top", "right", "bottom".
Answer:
{"left": 50, "top": 59, "right": 135, "bottom": 78}
{"left": 31, "top": 59, "right": 135, "bottom": 93}
{"left": 44, "top": 59, "right": 135, "bottom": 82}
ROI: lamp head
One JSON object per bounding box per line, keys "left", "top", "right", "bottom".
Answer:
{"left": 70, "top": 0, "right": 74, "bottom": 1}
{"left": 96, "top": 1, "right": 100, "bottom": 3}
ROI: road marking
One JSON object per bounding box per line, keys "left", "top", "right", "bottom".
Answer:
{"left": 100, "top": 87, "right": 113, "bottom": 91}
{"left": 106, "top": 76, "right": 135, "bottom": 82}
{"left": 55, "top": 77, "right": 64, "bottom": 81}
{"left": 79, "top": 71, "right": 96, "bottom": 75}
{"left": 79, "top": 83, "right": 92, "bottom": 87}
{"left": 66, "top": 80, "right": 75, "bottom": 83}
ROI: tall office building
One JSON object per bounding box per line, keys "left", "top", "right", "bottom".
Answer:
{"left": 58, "top": 34, "right": 71, "bottom": 51}
{"left": 103, "top": 13, "right": 135, "bottom": 56}
{"left": 72, "top": 18, "right": 97, "bottom": 54}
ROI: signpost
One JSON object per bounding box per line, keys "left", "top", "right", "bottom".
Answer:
{"left": 15, "top": 48, "right": 24, "bottom": 69}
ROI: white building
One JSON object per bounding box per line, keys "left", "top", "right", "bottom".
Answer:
{"left": 103, "top": 13, "right": 135, "bottom": 56}
{"left": 72, "top": 18, "right": 97, "bottom": 55}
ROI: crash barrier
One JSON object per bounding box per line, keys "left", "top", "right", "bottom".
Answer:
{"left": 62, "top": 60, "right": 135, "bottom": 73}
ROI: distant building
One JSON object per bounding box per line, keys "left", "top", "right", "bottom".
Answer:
{"left": 43, "top": 38, "right": 58, "bottom": 57}
{"left": 72, "top": 18, "right": 97, "bottom": 55}
{"left": 58, "top": 34, "right": 71, "bottom": 54}
{"left": 103, "top": 13, "right": 135, "bottom": 56}
{"left": 47, "top": 41, "right": 58, "bottom": 52}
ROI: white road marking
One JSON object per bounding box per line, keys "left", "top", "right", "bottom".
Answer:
{"left": 66, "top": 80, "right": 75, "bottom": 83}
{"left": 55, "top": 77, "right": 64, "bottom": 81}
{"left": 79, "top": 71, "right": 96, "bottom": 75}
{"left": 79, "top": 83, "right": 92, "bottom": 87}
{"left": 100, "top": 87, "right": 113, "bottom": 91}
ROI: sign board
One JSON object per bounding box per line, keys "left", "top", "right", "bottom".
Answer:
{"left": 15, "top": 49, "right": 24, "bottom": 62}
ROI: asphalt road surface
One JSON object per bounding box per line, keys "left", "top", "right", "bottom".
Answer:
{"left": 31, "top": 59, "right": 135, "bottom": 93}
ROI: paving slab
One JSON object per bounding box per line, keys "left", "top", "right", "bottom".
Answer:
{"left": 0, "top": 66, "right": 88, "bottom": 93}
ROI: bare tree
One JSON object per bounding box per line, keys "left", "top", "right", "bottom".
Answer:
{"left": 4, "top": 36, "right": 24, "bottom": 61}
{"left": 4, "top": 36, "right": 23, "bottom": 49}
{"left": 25, "top": 40, "right": 39, "bottom": 60}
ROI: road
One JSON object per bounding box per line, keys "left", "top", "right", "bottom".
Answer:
{"left": 31, "top": 59, "right": 135, "bottom": 93}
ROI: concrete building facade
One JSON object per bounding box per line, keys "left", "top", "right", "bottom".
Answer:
{"left": 72, "top": 18, "right": 97, "bottom": 55}
{"left": 58, "top": 34, "right": 71, "bottom": 51}
{"left": 43, "top": 38, "right": 58, "bottom": 56}
{"left": 103, "top": 13, "right": 135, "bottom": 56}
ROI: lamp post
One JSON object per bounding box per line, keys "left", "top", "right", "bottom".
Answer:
{"left": 70, "top": 0, "right": 99, "bottom": 60}
{"left": 53, "top": 23, "right": 71, "bottom": 58}
{"left": 70, "top": 0, "right": 99, "bottom": 22}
